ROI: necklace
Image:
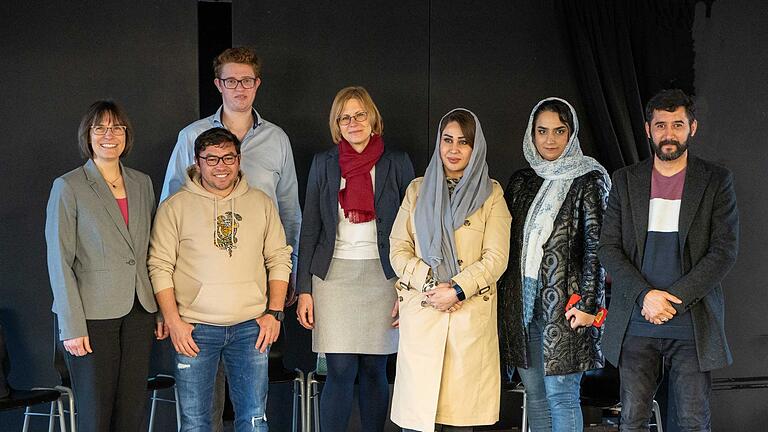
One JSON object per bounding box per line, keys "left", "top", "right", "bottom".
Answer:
{"left": 106, "top": 173, "right": 122, "bottom": 189}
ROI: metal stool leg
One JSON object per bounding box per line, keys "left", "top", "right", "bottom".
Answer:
{"left": 522, "top": 390, "right": 528, "bottom": 432}
{"left": 652, "top": 399, "right": 664, "bottom": 432}
{"left": 22, "top": 406, "right": 31, "bottom": 432}
{"left": 148, "top": 389, "right": 158, "bottom": 432}
{"left": 174, "top": 385, "right": 181, "bottom": 432}
{"left": 56, "top": 398, "right": 66, "bottom": 432}
{"left": 56, "top": 385, "right": 76, "bottom": 432}
{"left": 47, "top": 401, "right": 55, "bottom": 432}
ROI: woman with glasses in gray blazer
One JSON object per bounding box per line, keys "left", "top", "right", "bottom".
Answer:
{"left": 45, "top": 100, "right": 159, "bottom": 432}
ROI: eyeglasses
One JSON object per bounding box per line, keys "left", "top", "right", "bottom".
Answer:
{"left": 91, "top": 125, "right": 127, "bottom": 136}
{"left": 218, "top": 77, "right": 257, "bottom": 89}
{"left": 337, "top": 111, "right": 368, "bottom": 126}
{"left": 197, "top": 154, "right": 240, "bottom": 166}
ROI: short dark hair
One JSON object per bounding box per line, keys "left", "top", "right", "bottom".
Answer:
{"left": 194, "top": 128, "right": 241, "bottom": 158}
{"left": 439, "top": 109, "right": 476, "bottom": 148}
{"left": 213, "top": 47, "right": 261, "bottom": 79}
{"left": 645, "top": 89, "right": 696, "bottom": 123}
{"left": 532, "top": 99, "right": 574, "bottom": 138}
{"left": 77, "top": 100, "right": 134, "bottom": 159}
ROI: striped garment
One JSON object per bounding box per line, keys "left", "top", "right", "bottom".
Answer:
{"left": 627, "top": 167, "right": 694, "bottom": 339}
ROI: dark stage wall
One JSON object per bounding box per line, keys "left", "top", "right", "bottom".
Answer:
{"left": 1, "top": 0, "right": 765, "bottom": 430}
{"left": 692, "top": 1, "right": 768, "bottom": 430}
{"left": 0, "top": 0, "right": 199, "bottom": 430}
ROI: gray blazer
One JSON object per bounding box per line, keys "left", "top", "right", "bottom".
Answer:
{"left": 45, "top": 159, "right": 158, "bottom": 340}
{"left": 598, "top": 156, "right": 739, "bottom": 371}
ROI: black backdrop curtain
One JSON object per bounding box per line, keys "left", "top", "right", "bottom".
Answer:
{"left": 557, "top": 0, "right": 701, "bottom": 173}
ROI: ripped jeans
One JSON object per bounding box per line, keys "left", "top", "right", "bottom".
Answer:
{"left": 175, "top": 320, "right": 269, "bottom": 432}
{"left": 517, "top": 316, "right": 584, "bottom": 432}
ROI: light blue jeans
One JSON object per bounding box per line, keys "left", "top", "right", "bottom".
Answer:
{"left": 518, "top": 317, "right": 583, "bottom": 432}
{"left": 174, "top": 320, "right": 269, "bottom": 432}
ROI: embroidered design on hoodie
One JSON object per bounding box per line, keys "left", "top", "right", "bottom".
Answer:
{"left": 215, "top": 211, "right": 242, "bottom": 256}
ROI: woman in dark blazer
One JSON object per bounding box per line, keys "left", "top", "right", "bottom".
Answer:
{"left": 296, "top": 86, "right": 414, "bottom": 432}
{"left": 497, "top": 98, "right": 610, "bottom": 431}
{"left": 45, "top": 100, "right": 159, "bottom": 432}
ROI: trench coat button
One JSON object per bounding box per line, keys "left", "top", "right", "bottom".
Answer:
{"left": 399, "top": 296, "right": 404, "bottom": 302}
{"left": 421, "top": 300, "right": 429, "bottom": 308}
{"left": 457, "top": 259, "right": 463, "bottom": 266}
{"left": 127, "top": 259, "right": 136, "bottom": 265}
{"left": 463, "top": 219, "right": 471, "bottom": 226}
{"left": 483, "top": 295, "right": 489, "bottom": 301}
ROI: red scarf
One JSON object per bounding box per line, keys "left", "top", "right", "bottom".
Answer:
{"left": 338, "top": 134, "right": 384, "bottom": 223}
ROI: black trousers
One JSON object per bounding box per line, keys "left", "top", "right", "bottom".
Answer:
{"left": 619, "top": 334, "right": 712, "bottom": 432}
{"left": 61, "top": 300, "right": 155, "bottom": 432}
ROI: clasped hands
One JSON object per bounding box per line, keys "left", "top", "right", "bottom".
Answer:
{"left": 424, "top": 282, "right": 463, "bottom": 313}
{"left": 641, "top": 289, "right": 683, "bottom": 325}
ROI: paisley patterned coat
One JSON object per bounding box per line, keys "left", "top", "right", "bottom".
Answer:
{"left": 498, "top": 168, "right": 608, "bottom": 376}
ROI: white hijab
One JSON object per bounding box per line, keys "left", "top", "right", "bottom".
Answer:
{"left": 520, "top": 97, "right": 611, "bottom": 327}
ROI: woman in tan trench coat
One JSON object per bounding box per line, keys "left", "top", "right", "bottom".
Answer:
{"left": 389, "top": 109, "right": 511, "bottom": 431}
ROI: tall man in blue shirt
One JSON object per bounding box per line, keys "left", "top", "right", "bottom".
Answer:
{"left": 599, "top": 89, "right": 739, "bottom": 432}
{"left": 160, "top": 47, "right": 301, "bottom": 432}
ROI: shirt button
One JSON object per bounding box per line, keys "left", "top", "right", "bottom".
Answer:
{"left": 399, "top": 296, "right": 404, "bottom": 302}
{"left": 457, "top": 259, "right": 463, "bottom": 266}
{"left": 377, "top": 218, "right": 382, "bottom": 223}
{"left": 127, "top": 259, "right": 136, "bottom": 265}
{"left": 463, "top": 220, "right": 471, "bottom": 226}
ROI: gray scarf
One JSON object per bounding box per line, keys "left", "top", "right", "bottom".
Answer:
{"left": 414, "top": 109, "right": 493, "bottom": 283}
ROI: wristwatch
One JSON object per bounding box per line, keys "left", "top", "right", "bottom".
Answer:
{"left": 265, "top": 309, "right": 285, "bottom": 322}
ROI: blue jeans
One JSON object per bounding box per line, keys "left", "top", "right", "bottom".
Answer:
{"left": 174, "top": 320, "right": 269, "bottom": 432}
{"left": 518, "top": 317, "right": 584, "bottom": 432}
{"left": 320, "top": 353, "right": 390, "bottom": 432}
{"left": 619, "top": 335, "right": 711, "bottom": 432}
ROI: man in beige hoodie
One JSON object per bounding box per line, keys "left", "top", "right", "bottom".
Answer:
{"left": 149, "top": 127, "right": 292, "bottom": 431}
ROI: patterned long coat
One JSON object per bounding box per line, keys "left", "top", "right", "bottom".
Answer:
{"left": 497, "top": 168, "right": 608, "bottom": 376}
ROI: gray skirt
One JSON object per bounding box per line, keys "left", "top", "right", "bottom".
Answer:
{"left": 312, "top": 258, "right": 399, "bottom": 354}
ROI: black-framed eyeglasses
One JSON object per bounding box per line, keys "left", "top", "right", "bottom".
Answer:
{"left": 337, "top": 111, "right": 368, "bottom": 126}
{"left": 218, "top": 77, "right": 257, "bottom": 89}
{"left": 91, "top": 125, "right": 127, "bottom": 136}
{"left": 197, "top": 154, "right": 240, "bottom": 166}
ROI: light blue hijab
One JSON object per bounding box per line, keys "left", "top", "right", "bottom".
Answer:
{"left": 413, "top": 109, "right": 493, "bottom": 283}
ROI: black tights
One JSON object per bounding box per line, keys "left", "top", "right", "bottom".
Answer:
{"left": 319, "top": 353, "right": 390, "bottom": 432}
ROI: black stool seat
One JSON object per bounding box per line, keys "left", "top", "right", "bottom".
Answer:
{"left": 269, "top": 365, "right": 302, "bottom": 384}
{"left": 0, "top": 389, "right": 63, "bottom": 410}
{"left": 147, "top": 375, "right": 176, "bottom": 391}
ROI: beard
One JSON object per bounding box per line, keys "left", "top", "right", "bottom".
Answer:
{"left": 652, "top": 135, "right": 691, "bottom": 161}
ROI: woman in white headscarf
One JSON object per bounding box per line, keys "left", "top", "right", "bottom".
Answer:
{"left": 389, "top": 109, "right": 511, "bottom": 432}
{"left": 497, "top": 98, "right": 610, "bottom": 431}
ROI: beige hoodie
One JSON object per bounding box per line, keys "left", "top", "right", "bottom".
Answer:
{"left": 148, "top": 167, "right": 292, "bottom": 325}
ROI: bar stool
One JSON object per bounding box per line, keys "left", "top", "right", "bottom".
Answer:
{"left": 147, "top": 374, "right": 180, "bottom": 432}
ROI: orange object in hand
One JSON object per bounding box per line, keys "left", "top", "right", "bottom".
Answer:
{"left": 565, "top": 293, "right": 608, "bottom": 327}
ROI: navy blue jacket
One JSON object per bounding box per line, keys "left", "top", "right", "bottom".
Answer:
{"left": 297, "top": 146, "right": 415, "bottom": 294}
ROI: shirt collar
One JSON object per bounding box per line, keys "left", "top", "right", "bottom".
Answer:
{"left": 212, "top": 106, "right": 263, "bottom": 130}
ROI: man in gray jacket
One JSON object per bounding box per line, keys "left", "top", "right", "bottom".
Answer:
{"left": 598, "top": 89, "right": 739, "bottom": 431}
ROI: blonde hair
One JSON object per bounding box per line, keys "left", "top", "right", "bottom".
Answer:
{"left": 328, "top": 86, "right": 383, "bottom": 143}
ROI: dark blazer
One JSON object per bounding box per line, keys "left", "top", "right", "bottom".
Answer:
{"left": 498, "top": 169, "right": 608, "bottom": 376}
{"left": 297, "top": 146, "right": 415, "bottom": 293}
{"left": 598, "top": 156, "right": 739, "bottom": 371}
{"left": 45, "top": 159, "right": 158, "bottom": 340}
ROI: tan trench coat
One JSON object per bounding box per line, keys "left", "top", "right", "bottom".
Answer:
{"left": 389, "top": 178, "right": 511, "bottom": 431}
